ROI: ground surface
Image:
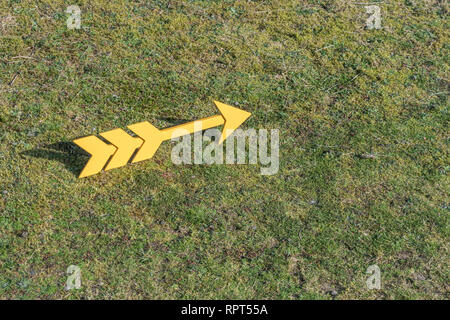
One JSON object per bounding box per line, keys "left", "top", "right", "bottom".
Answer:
{"left": 0, "top": 0, "right": 448, "bottom": 299}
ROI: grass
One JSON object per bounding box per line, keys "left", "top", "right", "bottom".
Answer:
{"left": 0, "top": 0, "right": 448, "bottom": 299}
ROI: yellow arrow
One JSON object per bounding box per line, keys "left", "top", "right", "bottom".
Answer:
{"left": 74, "top": 101, "right": 251, "bottom": 178}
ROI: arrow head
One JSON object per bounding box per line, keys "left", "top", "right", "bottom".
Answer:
{"left": 214, "top": 101, "right": 251, "bottom": 144}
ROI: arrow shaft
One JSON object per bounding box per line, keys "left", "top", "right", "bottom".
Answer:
{"left": 160, "top": 115, "right": 224, "bottom": 140}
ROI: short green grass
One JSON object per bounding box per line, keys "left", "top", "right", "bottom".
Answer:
{"left": 0, "top": 0, "right": 448, "bottom": 299}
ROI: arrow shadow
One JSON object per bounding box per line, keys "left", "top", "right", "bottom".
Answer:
{"left": 157, "top": 117, "right": 194, "bottom": 125}
{"left": 18, "top": 120, "right": 192, "bottom": 178}
{"left": 20, "top": 141, "right": 89, "bottom": 177}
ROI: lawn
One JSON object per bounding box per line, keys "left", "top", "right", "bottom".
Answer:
{"left": 0, "top": 0, "right": 448, "bottom": 299}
